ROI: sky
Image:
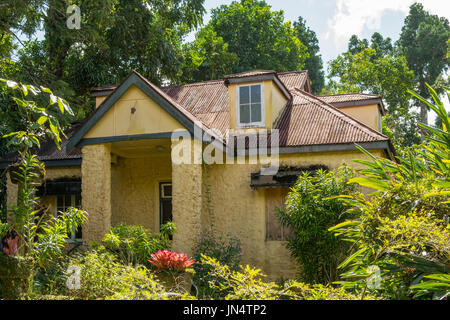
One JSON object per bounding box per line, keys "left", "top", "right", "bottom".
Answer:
{"left": 22, "top": 0, "right": 450, "bottom": 114}
{"left": 189, "top": 0, "right": 450, "bottom": 71}
{"left": 189, "top": 0, "right": 450, "bottom": 116}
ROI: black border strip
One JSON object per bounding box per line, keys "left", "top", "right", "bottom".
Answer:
{"left": 78, "top": 132, "right": 179, "bottom": 148}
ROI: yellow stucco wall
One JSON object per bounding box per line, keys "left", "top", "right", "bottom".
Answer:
{"left": 172, "top": 139, "right": 204, "bottom": 256}
{"left": 95, "top": 96, "right": 107, "bottom": 108}
{"left": 339, "top": 104, "right": 381, "bottom": 131}
{"left": 44, "top": 166, "right": 81, "bottom": 180}
{"left": 111, "top": 154, "right": 171, "bottom": 232}
{"left": 271, "top": 83, "right": 288, "bottom": 126}
{"left": 203, "top": 149, "right": 386, "bottom": 280}
{"left": 86, "top": 85, "right": 185, "bottom": 138}
{"left": 81, "top": 144, "right": 112, "bottom": 242}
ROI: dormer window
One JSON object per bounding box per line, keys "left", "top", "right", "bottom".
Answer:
{"left": 237, "top": 83, "right": 265, "bottom": 128}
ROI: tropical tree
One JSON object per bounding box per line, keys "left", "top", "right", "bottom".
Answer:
{"left": 293, "top": 17, "right": 325, "bottom": 94}
{"left": 397, "top": 2, "right": 450, "bottom": 125}
{"left": 2, "top": 0, "right": 207, "bottom": 118}
{"left": 180, "top": 25, "right": 239, "bottom": 83}
{"left": 199, "top": 0, "right": 307, "bottom": 76}
{"left": 326, "top": 44, "right": 418, "bottom": 147}
{"left": 329, "top": 84, "right": 450, "bottom": 300}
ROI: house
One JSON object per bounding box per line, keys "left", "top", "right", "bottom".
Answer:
{"left": 0, "top": 70, "right": 393, "bottom": 279}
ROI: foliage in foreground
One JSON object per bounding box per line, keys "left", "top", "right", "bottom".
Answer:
{"left": 192, "top": 228, "right": 242, "bottom": 299}
{"left": 102, "top": 222, "right": 176, "bottom": 266}
{"left": 329, "top": 85, "right": 449, "bottom": 300}
{"left": 277, "top": 166, "right": 356, "bottom": 284}
{"left": 41, "top": 248, "right": 195, "bottom": 300}
{"left": 200, "top": 255, "right": 376, "bottom": 300}
{"left": 0, "top": 79, "right": 87, "bottom": 293}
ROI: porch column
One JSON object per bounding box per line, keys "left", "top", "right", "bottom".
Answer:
{"left": 171, "top": 138, "right": 203, "bottom": 256}
{"left": 5, "top": 171, "right": 18, "bottom": 223}
{"left": 81, "top": 144, "right": 112, "bottom": 242}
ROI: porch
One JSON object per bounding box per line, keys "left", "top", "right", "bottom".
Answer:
{"left": 81, "top": 137, "right": 204, "bottom": 255}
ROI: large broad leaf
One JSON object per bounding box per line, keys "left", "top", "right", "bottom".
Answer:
{"left": 347, "top": 177, "right": 390, "bottom": 191}
{"left": 338, "top": 247, "right": 368, "bottom": 269}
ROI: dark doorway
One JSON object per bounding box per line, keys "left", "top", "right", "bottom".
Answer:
{"left": 159, "top": 182, "right": 172, "bottom": 230}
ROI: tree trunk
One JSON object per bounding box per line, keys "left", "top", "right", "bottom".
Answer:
{"left": 418, "top": 79, "right": 428, "bottom": 140}
{"left": 45, "top": 0, "right": 71, "bottom": 80}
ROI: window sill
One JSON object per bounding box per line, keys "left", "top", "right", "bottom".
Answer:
{"left": 67, "top": 239, "right": 83, "bottom": 244}
{"left": 236, "top": 123, "right": 266, "bottom": 129}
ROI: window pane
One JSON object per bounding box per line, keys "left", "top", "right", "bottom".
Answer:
{"left": 239, "top": 86, "right": 249, "bottom": 105}
{"left": 57, "top": 195, "right": 64, "bottom": 208}
{"left": 251, "top": 85, "right": 261, "bottom": 103}
{"left": 240, "top": 104, "right": 250, "bottom": 123}
{"left": 251, "top": 103, "right": 261, "bottom": 123}
{"left": 75, "top": 226, "right": 82, "bottom": 240}
{"left": 75, "top": 195, "right": 81, "bottom": 208}
{"left": 65, "top": 195, "right": 71, "bottom": 209}
{"left": 163, "top": 185, "right": 172, "bottom": 198}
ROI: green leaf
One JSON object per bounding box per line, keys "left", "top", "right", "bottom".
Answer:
{"left": 432, "top": 181, "right": 450, "bottom": 189}
{"left": 49, "top": 94, "right": 57, "bottom": 105}
{"left": 57, "top": 98, "right": 65, "bottom": 114}
{"left": 338, "top": 247, "right": 367, "bottom": 269}
{"left": 21, "top": 84, "right": 28, "bottom": 96}
{"left": 347, "top": 177, "right": 390, "bottom": 191}
{"left": 6, "top": 80, "right": 18, "bottom": 89}
{"left": 37, "top": 116, "right": 48, "bottom": 125}
{"left": 40, "top": 86, "right": 53, "bottom": 94}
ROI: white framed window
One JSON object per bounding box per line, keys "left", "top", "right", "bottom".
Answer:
{"left": 236, "top": 83, "right": 265, "bottom": 128}
{"left": 56, "top": 194, "right": 82, "bottom": 242}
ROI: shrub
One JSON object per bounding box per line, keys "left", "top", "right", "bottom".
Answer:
{"left": 277, "top": 166, "right": 356, "bottom": 284}
{"left": 192, "top": 228, "right": 242, "bottom": 299}
{"left": 102, "top": 222, "right": 175, "bottom": 266}
{"left": 330, "top": 181, "right": 450, "bottom": 299}
{"left": 62, "top": 247, "right": 194, "bottom": 300}
{"left": 200, "top": 255, "right": 376, "bottom": 300}
{"left": 329, "top": 85, "right": 450, "bottom": 300}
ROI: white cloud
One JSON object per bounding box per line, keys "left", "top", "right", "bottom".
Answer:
{"left": 325, "top": 0, "right": 450, "bottom": 46}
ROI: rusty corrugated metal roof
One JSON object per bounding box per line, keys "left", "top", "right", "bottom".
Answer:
{"left": 319, "top": 93, "right": 385, "bottom": 115}
{"left": 1, "top": 70, "right": 391, "bottom": 165}
{"left": 277, "top": 71, "right": 309, "bottom": 91}
{"left": 224, "top": 70, "right": 276, "bottom": 79}
{"left": 160, "top": 71, "right": 309, "bottom": 136}
{"left": 319, "top": 93, "right": 380, "bottom": 104}
{"left": 0, "top": 123, "right": 82, "bottom": 166}
{"left": 276, "top": 89, "right": 388, "bottom": 147}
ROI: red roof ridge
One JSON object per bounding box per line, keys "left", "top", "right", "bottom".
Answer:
{"left": 223, "top": 70, "right": 275, "bottom": 79}
{"left": 277, "top": 70, "right": 308, "bottom": 75}
{"left": 293, "top": 88, "right": 388, "bottom": 141}
{"left": 319, "top": 92, "right": 381, "bottom": 98}
{"left": 162, "top": 79, "right": 225, "bottom": 89}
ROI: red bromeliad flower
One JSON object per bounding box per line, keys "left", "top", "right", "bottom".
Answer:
{"left": 148, "top": 250, "right": 194, "bottom": 272}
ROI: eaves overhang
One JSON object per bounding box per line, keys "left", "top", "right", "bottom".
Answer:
{"left": 67, "top": 71, "right": 224, "bottom": 152}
